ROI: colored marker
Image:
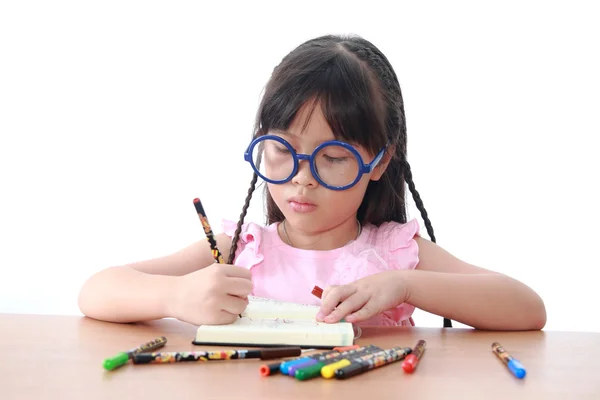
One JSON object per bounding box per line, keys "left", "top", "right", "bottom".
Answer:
{"left": 312, "top": 286, "right": 324, "bottom": 299}
{"left": 491, "top": 342, "right": 526, "bottom": 379}
{"left": 259, "top": 349, "right": 317, "bottom": 377}
{"left": 259, "top": 362, "right": 284, "bottom": 377}
{"left": 295, "top": 345, "right": 382, "bottom": 381}
{"left": 402, "top": 339, "right": 426, "bottom": 373}
{"left": 279, "top": 350, "right": 339, "bottom": 375}
{"left": 334, "top": 347, "right": 412, "bottom": 379}
{"left": 103, "top": 336, "right": 167, "bottom": 370}
{"left": 133, "top": 347, "right": 301, "bottom": 364}
{"left": 287, "top": 345, "right": 358, "bottom": 376}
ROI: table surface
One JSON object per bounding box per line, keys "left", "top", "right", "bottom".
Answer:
{"left": 1, "top": 313, "right": 599, "bottom": 399}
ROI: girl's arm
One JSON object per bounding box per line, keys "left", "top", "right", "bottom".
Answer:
{"left": 317, "top": 237, "right": 546, "bottom": 331}
{"left": 77, "top": 233, "right": 232, "bottom": 323}
{"left": 405, "top": 237, "right": 546, "bottom": 330}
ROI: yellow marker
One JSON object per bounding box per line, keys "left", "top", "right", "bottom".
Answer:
{"left": 321, "top": 359, "right": 352, "bottom": 378}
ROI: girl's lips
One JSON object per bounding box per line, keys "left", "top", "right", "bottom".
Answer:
{"left": 288, "top": 200, "right": 317, "bottom": 213}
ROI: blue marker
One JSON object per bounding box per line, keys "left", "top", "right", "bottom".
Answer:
{"left": 492, "top": 342, "right": 526, "bottom": 379}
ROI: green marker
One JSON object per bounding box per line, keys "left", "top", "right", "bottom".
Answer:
{"left": 295, "top": 361, "right": 328, "bottom": 380}
{"left": 103, "top": 336, "right": 167, "bottom": 370}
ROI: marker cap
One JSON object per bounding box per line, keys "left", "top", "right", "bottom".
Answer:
{"left": 335, "top": 362, "right": 363, "bottom": 379}
{"left": 507, "top": 359, "right": 526, "bottom": 379}
{"left": 321, "top": 359, "right": 351, "bottom": 378}
{"left": 103, "top": 352, "right": 129, "bottom": 370}
{"left": 402, "top": 354, "right": 418, "bottom": 373}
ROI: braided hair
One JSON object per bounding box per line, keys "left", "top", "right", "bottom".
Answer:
{"left": 229, "top": 34, "right": 451, "bottom": 328}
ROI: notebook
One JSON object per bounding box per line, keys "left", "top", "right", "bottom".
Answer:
{"left": 192, "top": 296, "right": 357, "bottom": 349}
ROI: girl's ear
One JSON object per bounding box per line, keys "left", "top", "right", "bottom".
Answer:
{"left": 370, "top": 144, "right": 396, "bottom": 181}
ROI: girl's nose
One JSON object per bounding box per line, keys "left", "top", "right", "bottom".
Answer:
{"left": 291, "top": 159, "right": 318, "bottom": 188}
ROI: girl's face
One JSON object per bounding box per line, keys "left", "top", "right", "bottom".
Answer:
{"left": 266, "top": 102, "right": 389, "bottom": 234}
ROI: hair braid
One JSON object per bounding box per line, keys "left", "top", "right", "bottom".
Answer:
{"left": 403, "top": 161, "right": 436, "bottom": 243}
{"left": 405, "top": 161, "right": 451, "bottom": 327}
{"left": 227, "top": 173, "right": 258, "bottom": 265}
{"left": 345, "top": 39, "right": 452, "bottom": 328}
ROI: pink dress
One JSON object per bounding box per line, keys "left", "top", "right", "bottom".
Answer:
{"left": 222, "top": 219, "right": 421, "bottom": 326}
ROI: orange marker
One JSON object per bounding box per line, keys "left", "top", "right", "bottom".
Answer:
{"left": 333, "top": 345, "right": 360, "bottom": 352}
{"left": 402, "top": 339, "right": 426, "bottom": 373}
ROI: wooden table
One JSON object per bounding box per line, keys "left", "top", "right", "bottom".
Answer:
{"left": 1, "top": 314, "right": 599, "bottom": 399}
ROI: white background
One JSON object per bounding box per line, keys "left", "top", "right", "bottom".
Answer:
{"left": 1, "top": 1, "right": 599, "bottom": 332}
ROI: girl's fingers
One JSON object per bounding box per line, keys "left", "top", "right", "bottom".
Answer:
{"left": 322, "top": 291, "right": 370, "bottom": 323}
{"left": 317, "top": 285, "right": 356, "bottom": 320}
{"left": 344, "top": 300, "right": 379, "bottom": 323}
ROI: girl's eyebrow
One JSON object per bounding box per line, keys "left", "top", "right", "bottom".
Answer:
{"left": 271, "top": 129, "right": 295, "bottom": 137}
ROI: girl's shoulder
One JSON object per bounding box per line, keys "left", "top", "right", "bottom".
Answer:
{"left": 221, "top": 219, "right": 280, "bottom": 265}
{"left": 359, "top": 218, "right": 421, "bottom": 253}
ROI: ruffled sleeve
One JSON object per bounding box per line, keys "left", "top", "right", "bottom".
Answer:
{"left": 328, "top": 219, "right": 421, "bottom": 326}
{"left": 329, "top": 219, "right": 421, "bottom": 285}
{"left": 380, "top": 218, "right": 421, "bottom": 271}
{"left": 221, "top": 219, "right": 264, "bottom": 272}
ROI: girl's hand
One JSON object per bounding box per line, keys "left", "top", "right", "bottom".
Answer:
{"left": 168, "top": 263, "right": 253, "bottom": 326}
{"left": 316, "top": 271, "right": 409, "bottom": 323}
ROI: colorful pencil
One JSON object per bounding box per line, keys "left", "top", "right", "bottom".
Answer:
{"left": 133, "top": 347, "right": 301, "bottom": 364}
{"left": 193, "top": 197, "right": 224, "bottom": 263}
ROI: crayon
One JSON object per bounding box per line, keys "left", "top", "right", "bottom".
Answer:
{"left": 491, "top": 342, "right": 526, "bottom": 379}
{"left": 102, "top": 336, "right": 167, "bottom": 370}
{"left": 193, "top": 198, "right": 224, "bottom": 263}
{"left": 133, "top": 347, "right": 301, "bottom": 364}
{"left": 334, "top": 347, "right": 412, "bottom": 379}
{"left": 294, "top": 345, "right": 382, "bottom": 381}
{"left": 402, "top": 339, "right": 426, "bottom": 373}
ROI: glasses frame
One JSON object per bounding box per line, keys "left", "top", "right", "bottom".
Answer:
{"left": 243, "top": 134, "right": 387, "bottom": 191}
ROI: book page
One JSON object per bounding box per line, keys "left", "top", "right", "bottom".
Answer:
{"left": 195, "top": 316, "right": 355, "bottom": 347}
{"left": 241, "top": 296, "right": 321, "bottom": 321}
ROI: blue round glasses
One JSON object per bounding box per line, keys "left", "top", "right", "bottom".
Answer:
{"left": 243, "top": 135, "right": 387, "bottom": 191}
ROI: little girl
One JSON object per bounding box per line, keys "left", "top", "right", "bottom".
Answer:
{"left": 78, "top": 34, "right": 546, "bottom": 331}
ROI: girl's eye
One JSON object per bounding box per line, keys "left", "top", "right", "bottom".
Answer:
{"left": 324, "top": 155, "right": 348, "bottom": 163}
{"left": 274, "top": 144, "right": 290, "bottom": 154}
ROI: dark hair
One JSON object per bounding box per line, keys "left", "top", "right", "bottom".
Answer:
{"left": 227, "top": 34, "right": 451, "bottom": 328}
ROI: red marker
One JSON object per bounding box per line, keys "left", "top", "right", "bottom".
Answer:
{"left": 312, "top": 285, "right": 324, "bottom": 299}
{"left": 402, "top": 339, "right": 426, "bottom": 373}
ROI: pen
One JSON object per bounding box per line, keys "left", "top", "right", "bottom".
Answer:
{"left": 402, "top": 339, "right": 426, "bottom": 373}
{"left": 491, "top": 342, "right": 527, "bottom": 379}
{"left": 103, "top": 336, "right": 167, "bottom": 370}
{"left": 133, "top": 347, "right": 301, "bottom": 364}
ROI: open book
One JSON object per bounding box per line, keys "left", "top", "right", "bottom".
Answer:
{"left": 192, "top": 296, "right": 356, "bottom": 348}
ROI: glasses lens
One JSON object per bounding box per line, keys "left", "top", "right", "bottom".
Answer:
{"left": 314, "top": 144, "right": 360, "bottom": 187}
{"left": 252, "top": 139, "right": 295, "bottom": 182}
